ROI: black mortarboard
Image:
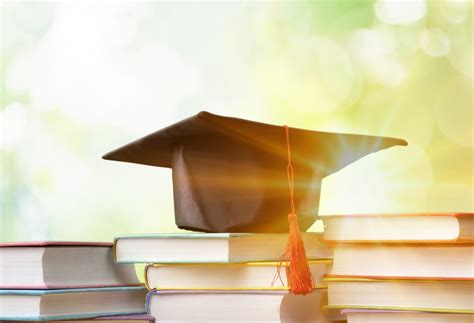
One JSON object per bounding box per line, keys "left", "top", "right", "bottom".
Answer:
{"left": 103, "top": 111, "right": 407, "bottom": 234}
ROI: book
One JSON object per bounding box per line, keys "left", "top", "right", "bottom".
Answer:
{"left": 0, "top": 286, "right": 147, "bottom": 320}
{"left": 3, "top": 314, "right": 155, "bottom": 323}
{"left": 330, "top": 244, "right": 474, "bottom": 279}
{"left": 325, "top": 276, "right": 474, "bottom": 313}
{"left": 341, "top": 309, "right": 474, "bottom": 323}
{"left": 0, "top": 242, "right": 141, "bottom": 289}
{"left": 145, "top": 260, "right": 331, "bottom": 290}
{"left": 114, "top": 233, "right": 330, "bottom": 263}
{"left": 146, "top": 290, "right": 344, "bottom": 322}
{"left": 322, "top": 212, "right": 473, "bottom": 242}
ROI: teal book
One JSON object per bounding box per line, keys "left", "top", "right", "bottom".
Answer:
{"left": 0, "top": 287, "right": 147, "bottom": 321}
{"left": 114, "top": 233, "right": 330, "bottom": 264}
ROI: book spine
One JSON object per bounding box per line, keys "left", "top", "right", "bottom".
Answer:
{"left": 145, "top": 291, "right": 154, "bottom": 315}
{"left": 113, "top": 237, "right": 119, "bottom": 263}
{"left": 144, "top": 264, "right": 152, "bottom": 291}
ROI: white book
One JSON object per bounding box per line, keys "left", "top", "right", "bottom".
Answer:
{"left": 0, "top": 242, "right": 140, "bottom": 289}
{"left": 146, "top": 290, "right": 343, "bottom": 322}
{"left": 115, "top": 233, "right": 330, "bottom": 263}
{"left": 342, "top": 309, "right": 474, "bottom": 323}
{"left": 326, "top": 278, "right": 474, "bottom": 313}
{"left": 5, "top": 314, "right": 155, "bottom": 323}
{"left": 145, "top": 260, "right": 331, "bottom": 290}
{"left": 0, "top": 287, "right": 147, "bottom": 320}
{"left": 330, "top": 244, "right": 474, "bottom": 278}
{"left": 322, "top": 213, "right": 473, "bottom": 242}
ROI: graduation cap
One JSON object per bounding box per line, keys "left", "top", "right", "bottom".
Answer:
{"left": 103, "top": 111, "right": 407, "bottom": 294}
{"left": 103, "top": 111, "right": 406, "bottom": 233}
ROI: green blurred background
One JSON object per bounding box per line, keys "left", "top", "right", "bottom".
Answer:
{"left": 1, "top": 0, "right": 472, "bottom": 242}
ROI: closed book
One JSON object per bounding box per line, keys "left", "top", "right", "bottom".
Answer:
{"left": 0, "top": 287, "right": 147, "bottom": 320}
{"left": 322, "top": 212, "right": 473, "bottom": 243}
{"left": 2, "top": 314, "right": 155, "bottom": 323}
{"left": 341, "top": 309, "right": 474, "bottom": 323}
{"left": 146, "top": 290, "right": 344, "bottom": 322}
{"left": 325, "top": 276, "right": 474, "bottom": 313}
{"left": 114, "top": 233, "right": 330, "bottom": 263}
{"left": 330, "top": 244, "right": 474, "bottom": 279}
{"left": 145, "top": 260, "right": 331, "bottom": 290}
{"left": 0, "top": 242, "right": 140, "bottom": 289}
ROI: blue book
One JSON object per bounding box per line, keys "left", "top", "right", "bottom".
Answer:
{"left": 0, "top": 286, "right": 147, "bottom": 321}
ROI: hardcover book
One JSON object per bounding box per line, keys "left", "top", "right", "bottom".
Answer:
{"left": 0, "top": 242, "right": 141, "bottom": 289}
{"left": 325, "top": 276, "right": 474, "bottom": 313}
{"left": 322, "top": 212, "right": 473, "bottom": 243}
{"left": 341, "top": 309, "right": 474, "bottom": 323}
{"left": 114, "top": 233, "right": 330, "bottom": 263}
{"left": 0, "top": 286, "right": 147, "bottom": 320}
{"left": 145, "top": 260, "right": 331, "bottom": 290}
{"left": 146, "top": 289, "right": 344, "bottom": 322}
{"left": 2, "top": 314, "right": 155, "bottom": 323}
{"left": 329, "top": 244, "right": 474, "bottom": 278}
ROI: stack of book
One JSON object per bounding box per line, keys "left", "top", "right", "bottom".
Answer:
{"left": 0, "top": 241, "right": 148, "bottom": 321}
{"left": 114, "top": 233, "right": 344, "bottom": 322}
{"left": 322, "top": 212, "right": 474, "bottom": 323}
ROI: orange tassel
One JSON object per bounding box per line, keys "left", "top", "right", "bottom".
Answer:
{"left": 281, "top": 125, "right": 314, "bottom": 295}
{"left": 285, "top": 212, "right": 314, "bottom": 295}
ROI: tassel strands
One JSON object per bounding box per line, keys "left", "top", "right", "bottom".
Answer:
{"left": 285, "top": 212, "right": 314, "bottom": 295}
{"left": 273, "top": 125, "right": 314, "bottom": 295}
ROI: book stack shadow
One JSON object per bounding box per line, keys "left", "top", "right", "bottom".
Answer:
{"left": 322, "top": 212, "right": 474, "bottom": 323}
{"left": 0, "top": 242, "right": 150, "bottom": 323}
{"left": 114, "top": 233, "right": 344, "bottom": 322}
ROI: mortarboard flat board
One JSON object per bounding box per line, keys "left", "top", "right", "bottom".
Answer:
{"left": 103, "top": 111, "right": 407, "bottom": 234}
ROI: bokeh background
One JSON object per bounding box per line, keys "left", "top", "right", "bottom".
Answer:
{"left": 1, "top": 0, "right": 472, "bottom": 242}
